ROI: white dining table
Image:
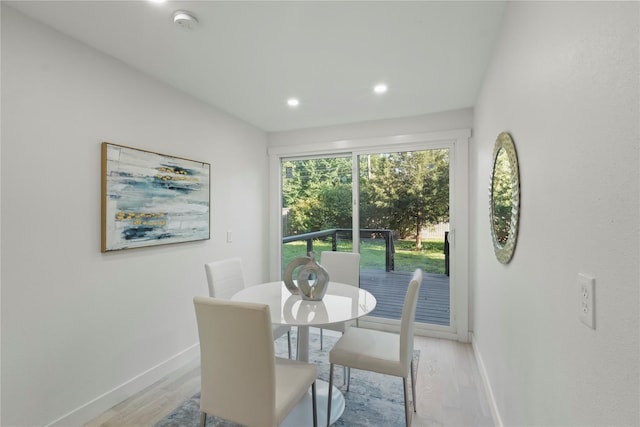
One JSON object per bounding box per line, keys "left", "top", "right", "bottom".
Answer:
{"left": 231, "top": 280, "right": 376, "bottom": 426}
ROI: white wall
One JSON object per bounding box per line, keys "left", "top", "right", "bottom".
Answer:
{"left": 1, "top": 5, "right": 269, "bottom": 426}
{"left": 268, "top": 108, "right": 473, "bottom": 146}
{"left": 471, "top": 2, "right": 639, "bottom": 426}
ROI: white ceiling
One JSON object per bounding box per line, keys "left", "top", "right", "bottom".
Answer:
{"left": 7, "top": 1, "right": 506, "bottom": 132}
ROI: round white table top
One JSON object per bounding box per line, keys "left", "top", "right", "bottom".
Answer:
{"left": 231, "top": 281, "right": 377, "bottom": 326}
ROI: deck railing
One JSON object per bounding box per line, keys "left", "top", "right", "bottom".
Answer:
{"left": 283, "top": 228, "right": 396, "bottom": 272}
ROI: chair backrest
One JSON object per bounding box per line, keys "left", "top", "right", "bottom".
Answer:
{"left": 399, "top": 269, "right": 423, "bottom": 370}
{"left": 204, "top": 257, "right": 245, "bottom": 299}
{"left": 194, "top": 296, "right": 277, "bottom": 426}
{"left": 320, "top": 251, "right": 360, "bottom": 287}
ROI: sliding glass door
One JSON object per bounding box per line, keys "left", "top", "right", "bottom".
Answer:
{"left": 357, "top": 149, "right": 451, "bottom": 327}
{"left": 280, "top": 150, "right": 451, "bottom": 328}
{"left": 270, "top": 128, "right": 469, "bottom": 339}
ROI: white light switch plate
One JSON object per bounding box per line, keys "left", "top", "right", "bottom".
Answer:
{"left": 578, "top": 273, "right": 595, "bottom": 329}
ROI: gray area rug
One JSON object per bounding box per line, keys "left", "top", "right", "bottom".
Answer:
{"left": 156, "top": 330, "right": 419, "bottom": 427}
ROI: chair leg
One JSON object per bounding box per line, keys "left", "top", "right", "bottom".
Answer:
{"left": 199, "top": 412, "right": 206, "bottom": 427}
{"left": 337, "top": 331, "right": 349, "bottom": 387}
{"left": 347, "top": 367, "right": 351, "bottom": 391}
{"left": 403, "top": 377, "right": 412, "bottom": 427}
{"left": 346, "top": 366, "right": 351, "bottom": 391}
{"left": 287, "top": 331, "right": 292, "bottom": 359}
{"left": 327, "top": 364, "right": 334, "bottom": 427}
{"left": 410, "top": 358, "right": 417, "bottom": 413}
{"left": 320, "top": 328, "right": 324, "bottom": 350}
{"left": 312, "top": 381, "right": 318, "bottom": 427}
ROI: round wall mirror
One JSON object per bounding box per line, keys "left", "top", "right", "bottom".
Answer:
{"left": 489, "top": 132, "right": 520, "bottom": 264}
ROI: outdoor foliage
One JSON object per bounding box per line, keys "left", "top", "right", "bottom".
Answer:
{"left": 282, "top": 150, "right": 449, "bottom": 250}
{"left": 360, "top": 150, "right": 449, "bottom": 249}
{"left": 491, "top": 150, "right": 513, "bottom": 245}
{"left": 283, "top": 158, "right": 353, "bottom": 232}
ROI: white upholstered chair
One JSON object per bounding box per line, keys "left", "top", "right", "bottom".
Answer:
{"left": 326, "top": 269, "right": 423, "bottom": 427}
{"left": 205, "top": 257, "right": 293, "bottom": 358}
{"left": 317, "top": 251, "right": 361, "bottom": 350}
{"left": 193, "top": 296, "right": 318, "bottom": 427}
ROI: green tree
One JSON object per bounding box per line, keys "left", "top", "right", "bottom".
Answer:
{"left": 282, "top": 151, "right": 449, "bottom": 250}
{"left": 283, "top": 158, "right": 352, "bottom": 234}
{"left": 362, "top": 150, "right": 449, "bottom": 249}
{"left": 491, "top": 150, "right": 513, "bottom": 245}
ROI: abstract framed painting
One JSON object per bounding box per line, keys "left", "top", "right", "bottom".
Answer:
{"left": 101, "top": 142, "right": 210, "bottom": 252}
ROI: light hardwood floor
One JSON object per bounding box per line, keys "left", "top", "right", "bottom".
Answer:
{"left": 85, "top": 333, "right": 494, "bottom": 427}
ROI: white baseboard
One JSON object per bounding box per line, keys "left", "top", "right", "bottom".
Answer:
{"left": 45, "top": 343, "right": 200, "bottom": 427}
{"left": 471, "top": 333, "right": 503, "bottom": 427}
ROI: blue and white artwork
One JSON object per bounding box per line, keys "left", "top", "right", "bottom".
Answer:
{"left": 102, "top": 143, "right": 210, "bottom": 252}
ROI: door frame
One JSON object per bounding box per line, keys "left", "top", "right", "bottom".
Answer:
{"left": 268, "top": 129, "right": 470, "bottom": 342}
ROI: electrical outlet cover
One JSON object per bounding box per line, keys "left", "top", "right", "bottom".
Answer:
{"left": 578, "top": 273, "right": 595, "bottom": 329}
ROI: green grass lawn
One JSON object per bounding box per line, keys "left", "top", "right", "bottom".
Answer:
{"left": 282, "top": 238, "right": 446, "bottom": 274}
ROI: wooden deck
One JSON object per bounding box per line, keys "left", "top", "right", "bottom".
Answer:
{"left": 360, "top": 269, "right": 450, "bottom": 326}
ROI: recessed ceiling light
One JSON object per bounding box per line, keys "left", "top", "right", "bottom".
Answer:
{"left": 287, "top": 98, "right": 300, "bottom": 108}
{"left": 373, "top": 83, "right": 388, "bottom": 94}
